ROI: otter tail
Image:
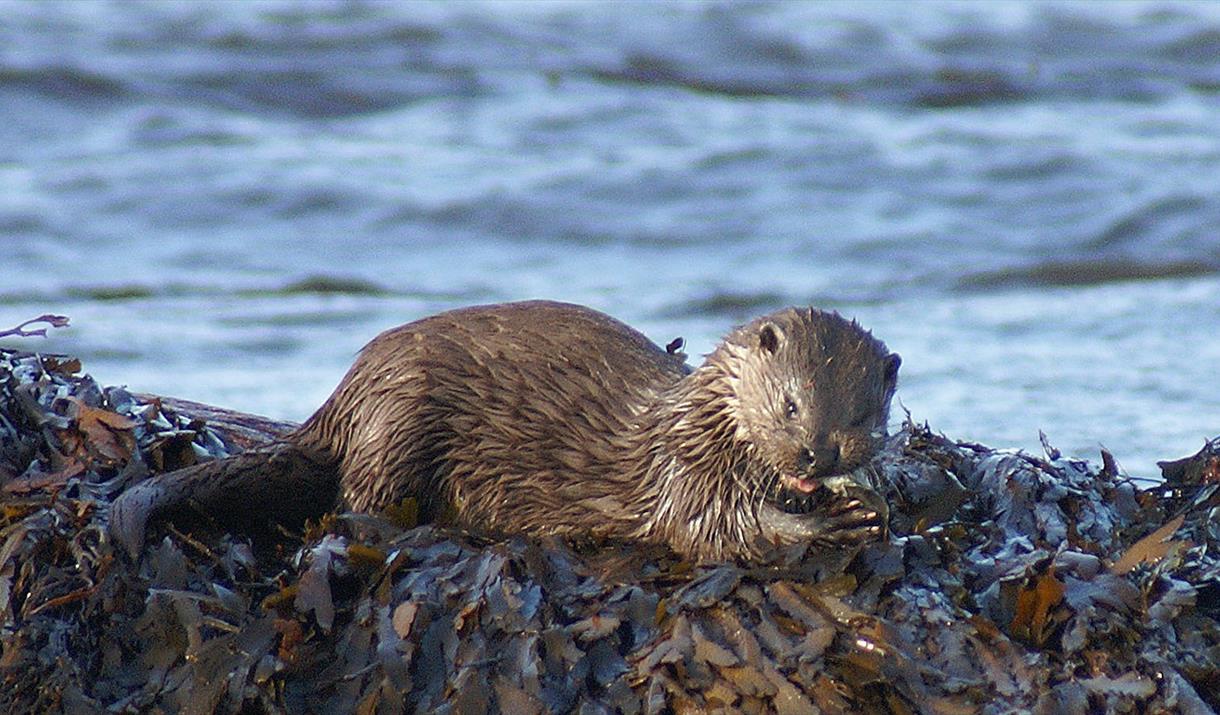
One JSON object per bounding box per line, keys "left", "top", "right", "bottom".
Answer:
{"left": 109, "top": 441, "right": 339, "bottom": 559}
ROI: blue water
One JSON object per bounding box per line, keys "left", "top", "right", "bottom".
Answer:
{"left": 3, "top": 0, "right": 1219, "bottom": 478}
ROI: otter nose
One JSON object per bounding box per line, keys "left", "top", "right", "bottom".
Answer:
{"left": 798, "top": 444, "right": 841, "bottom": 476}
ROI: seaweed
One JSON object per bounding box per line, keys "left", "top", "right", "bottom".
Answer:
{"left": 2, "top": 347, "right": 1218, "bottom": 713}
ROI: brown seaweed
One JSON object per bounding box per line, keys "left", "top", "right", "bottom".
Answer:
{"left": 2, "top": 346, "right": 1219, "bottom": 713}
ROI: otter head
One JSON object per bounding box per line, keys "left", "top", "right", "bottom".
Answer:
{"left": 726, "top": 308, "right": 900, "bottom": 551}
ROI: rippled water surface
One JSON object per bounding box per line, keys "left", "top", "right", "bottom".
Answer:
{"left": 3, "top": 0, "right": 1219, "bottom": 477}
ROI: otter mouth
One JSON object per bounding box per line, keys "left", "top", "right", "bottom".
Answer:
{"left": 761, "top": 471, "right": 889, "bottom": 544}
{"left": 769, "top": 474, "right": 832, "bottom": 515}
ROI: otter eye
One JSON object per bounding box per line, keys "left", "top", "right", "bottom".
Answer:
{"left": 784, "top": 397, "right": 799, "bottom": 420}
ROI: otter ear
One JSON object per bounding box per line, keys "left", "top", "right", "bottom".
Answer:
{"left": 757, "top": 322, "right": 784, "bottom": 355}
{"left": 884, "top": 353, "right": 901, "bottom": 388}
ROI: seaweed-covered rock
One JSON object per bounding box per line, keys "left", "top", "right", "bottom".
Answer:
{"left": 1, "top": 347, "right": 1218, "bottom": 713}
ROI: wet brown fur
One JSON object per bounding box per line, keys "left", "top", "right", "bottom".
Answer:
{"left": 112, "top": 300, "right": 900, "bottom": 562}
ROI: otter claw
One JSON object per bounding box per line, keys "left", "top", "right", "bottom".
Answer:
{"left": 826, "top": 499, "right": 865, "bottom": 517}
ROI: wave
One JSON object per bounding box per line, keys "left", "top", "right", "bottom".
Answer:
{"left": 959, "top": 257, "right": 1218, "bottom": 290}
{"left": 5, "top": 2, "right": 1220, "bottom": 118}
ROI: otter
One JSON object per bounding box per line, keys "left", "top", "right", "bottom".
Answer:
{"left": 110, "top": 301, "right": 901, "bottom": 562}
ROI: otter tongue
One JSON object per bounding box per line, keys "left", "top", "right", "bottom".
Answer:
{"left": 792, "top": 476, "right": 819, "bottom": 494}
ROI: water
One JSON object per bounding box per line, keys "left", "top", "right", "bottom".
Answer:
{"left": 3, "top": 0, "right": 1219, "bottom": 479}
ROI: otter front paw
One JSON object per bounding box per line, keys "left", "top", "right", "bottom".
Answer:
{"left": 814, "top": 493, "right": 888, "bottom": 544}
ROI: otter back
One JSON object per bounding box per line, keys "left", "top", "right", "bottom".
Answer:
{"left": 300, "top": 300, "right": 691, "bottom": 532}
